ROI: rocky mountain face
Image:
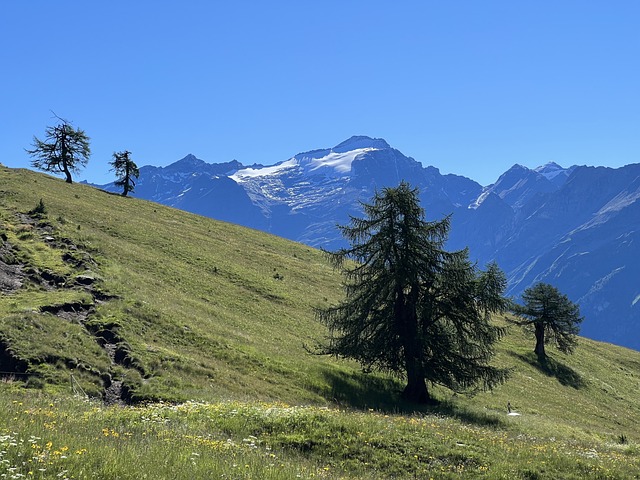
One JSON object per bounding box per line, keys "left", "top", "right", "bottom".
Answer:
{"left": 98, "top": 136, "right": 640, "bottom": 351}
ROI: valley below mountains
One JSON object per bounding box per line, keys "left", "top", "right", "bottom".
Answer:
{"left": 98, "top": 136, "right": 640, "bottom": 351}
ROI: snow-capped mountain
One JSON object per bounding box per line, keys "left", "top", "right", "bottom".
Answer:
{"left": 97, "top": 136, "right": 640, "bottom": 351}
{"left": 112, "top": 136, "right": 481, "bottom": 249}
{"left": 535, "top": 161, "right": 578, "bottom": 186}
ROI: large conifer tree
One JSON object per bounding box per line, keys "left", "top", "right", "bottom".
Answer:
{"left": 317, "top": 182, "right": 509, "bottom": 403}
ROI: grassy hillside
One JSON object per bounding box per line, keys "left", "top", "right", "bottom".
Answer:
{"left": 0, "top": 166, "right": 353, "bottom": 404}
{"left": 1, "top": 165, "right": 640, "bottom": 478}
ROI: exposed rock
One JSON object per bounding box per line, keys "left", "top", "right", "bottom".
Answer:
{"left": 0, "top": 240, "right": 23, "bottom": 293}
{"left": 75, "top": 273, "right": 97, "bottom": 286}
{"left": 102, "top": 343, "right": 125, "bottom": 406}
{"left": 40, "top": 302, "right": 95, "bottom": 323}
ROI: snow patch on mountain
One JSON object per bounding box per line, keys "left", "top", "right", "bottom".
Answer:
{"left": 231, "top": 147, "right": 381, "bottom": 182}
{"left": 230, "top": 136, "right": 388, "bottom": 185}
{"left": 307, "top": 147, "right": 379, "bottom": 174}
{"left": 469, "top": 188, "right": 492, "bottom": 209}
{"left": 534, "top": 162, "right": 566, "bottom": 180}
{"left": 231, "top": 159, "right": 298, "bottom": 180}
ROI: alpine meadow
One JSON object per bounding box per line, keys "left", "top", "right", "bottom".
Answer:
{"left": 2, "top": 165, "right": 640, "bottom": 479}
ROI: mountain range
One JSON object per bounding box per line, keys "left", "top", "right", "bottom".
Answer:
{"left": 97, "top": 136, "right": 640, "bottom": 350}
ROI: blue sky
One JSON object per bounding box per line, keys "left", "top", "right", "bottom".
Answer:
{"left": 2, "top": 1, "right": 639, "bottom": 186}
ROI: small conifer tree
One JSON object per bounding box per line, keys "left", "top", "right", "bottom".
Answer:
{"left": 110, "top": 150, "right": 139, "bottom": 197}
{"left": 27, "top": 120, "right": 90, "bottom": 184}
{"left": 511, "top": 282, "right": 583, "bottom": 359}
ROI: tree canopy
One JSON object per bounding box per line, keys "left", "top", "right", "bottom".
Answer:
{"left": 511, "top": 282, "right": 583, "bottom": 359}
{"left": 316, "top": 182, "right": 509, "bottom": 403}
{"left": 110, "top": 150, "right": 139, "bottom": 197}
{"left": 26, "top": 121, "right": 90, "bottom": 184}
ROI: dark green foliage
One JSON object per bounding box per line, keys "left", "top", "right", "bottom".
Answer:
{"left": 511, "top": 282, "right": 583, "bottom": 359}
{"left": 110, "top": 150, "right": 139, "bottom": 196}
{"left": 475, "top": 261, "right": 510, "bottom": 318}
{"left": 317, "top": 182, "right": 509, "bottom": 403}
{"left": 26, "top": 121, "right": 90, "bottom": 183}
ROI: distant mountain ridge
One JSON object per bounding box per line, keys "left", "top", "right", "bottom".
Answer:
{"left": 97, "top": 136, "right": 640, "bottom": 350}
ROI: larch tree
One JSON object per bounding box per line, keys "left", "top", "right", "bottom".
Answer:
{"left": 511, "top": 282, "right": 583, "bottom": 360}
{"left": 26, "top": 121, "right": 90, "bottom": 184}
{"left": 316, "top": 182, "right": 509, "bottom": 404}
{"left": 475, "top": 261, "right": 510, "bottom": 319}
{"left": 110, "top": 150, "right": 139, "bottom": 197}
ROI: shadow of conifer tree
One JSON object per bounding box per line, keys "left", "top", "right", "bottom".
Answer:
{"left": 509, "top": 351, "right": 586, "bottom": 389}
{"left": 318, "top": 368, "right": 505, "bottom": 427}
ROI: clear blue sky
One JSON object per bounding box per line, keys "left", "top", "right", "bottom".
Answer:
{"left": 2, "top": 1, "right": 639, "bottom": 186}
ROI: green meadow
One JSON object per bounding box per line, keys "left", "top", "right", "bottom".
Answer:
{"left": 1, "top": 165, "right": 639, "bottom": 479}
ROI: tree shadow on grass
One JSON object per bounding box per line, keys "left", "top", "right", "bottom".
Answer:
{"left": 319, "top": 368, "right": 505, "bottom": 428}
{"left": 320, "top": 368, "right": 401, "bottom": 410}
{"left": 509, "top": 351, "right": 586, "bottom": 389}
